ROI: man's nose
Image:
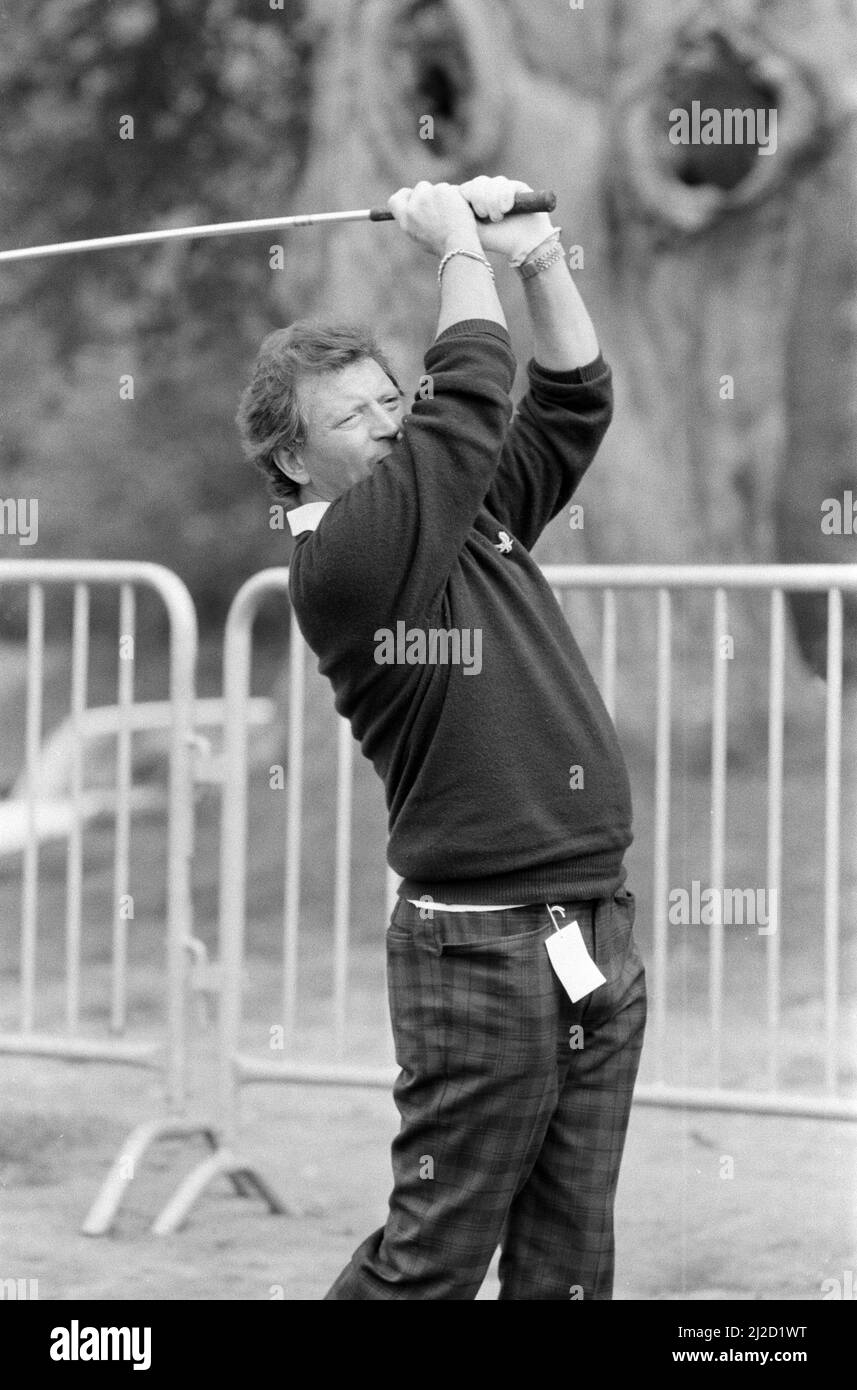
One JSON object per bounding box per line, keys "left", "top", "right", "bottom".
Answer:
{"left": 368, "top": 404, "right": 399, "bottom": 435}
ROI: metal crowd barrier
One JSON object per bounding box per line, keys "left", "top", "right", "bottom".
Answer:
{"left": 0, "top": 560, "right": 194, "bottom": 1081}
{"left": 4, "top": 561, "right": 855, "bottom": 1234}
{"left": 0, "top": 560, "right": 264, "bottom": 1234}
{"left": 156, "top": 563, "right": 856, "bottom": 1232}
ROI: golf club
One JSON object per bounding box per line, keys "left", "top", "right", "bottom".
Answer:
{"left": 0, "top": 190, "right": 557, "bottom": 265}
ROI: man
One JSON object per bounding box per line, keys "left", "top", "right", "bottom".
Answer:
{"left": 236, "top": 176, "right": 646, "bottom": 1300}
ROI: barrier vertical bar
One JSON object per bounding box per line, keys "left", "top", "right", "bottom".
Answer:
{"left": 111, "top": 584, "right": 134, "bottom": 1034}
{"left": 709, "top": 588, "right": 729, "bottom": 1086}
{"left": 333, "top": 716, "right": 353, "bottom": 1053}
{"left": 164, "top": 570, "right": 197, "bottom": 1113}
{"left": 65, "top": 583, "right": 89, "bottom": 1032}
{"left": 823, "top": 588, "right": 842, "bottom": 1094}
{"left": 652, "top": 588, "right": 672, "bottom": 1086}
{"left": 21, "top": 583, "right": 44, "bottom": 1032}
{"left": 282, "top": 611, "right": 306, "bottom": 1052}
{"left": 219, "top": 579, "right": 255, "bottom": 1141}
{"left": 383, "top": 867, "right": 400, "bottom": 1065}
{"left": 601, "top": 589, "right": 617, "bottom": 720}
{"left": 385, "top": 867, "right": 398, "bottom": 919}
{"left": 765, "top": 589, "right": 785, "bottom": 1088}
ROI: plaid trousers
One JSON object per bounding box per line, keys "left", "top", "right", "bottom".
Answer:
{"left": 324, "top": 886, "right": 647, "bottom": 1300}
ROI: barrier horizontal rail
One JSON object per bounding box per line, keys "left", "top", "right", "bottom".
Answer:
{"left": 539, "top": 563, "right": 857, "bottom": 589}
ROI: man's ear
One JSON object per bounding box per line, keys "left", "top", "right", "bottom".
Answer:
{"left": 273, "top": 446, "right": 310, "bottom": 486}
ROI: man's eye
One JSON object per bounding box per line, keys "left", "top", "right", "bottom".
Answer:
{"left": 336, "top": 414, "right": 359, "bottom": 426}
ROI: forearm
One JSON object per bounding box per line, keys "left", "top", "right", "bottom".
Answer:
{"left": 436, "top": 234, "right": 507, "bottom": 337}
{"left": 519, "top": 254, "right": 600, "bottom": 372}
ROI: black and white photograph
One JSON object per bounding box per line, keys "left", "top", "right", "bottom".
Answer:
{"left": 0, "top": 0, "right": 855, "bottom": 1342}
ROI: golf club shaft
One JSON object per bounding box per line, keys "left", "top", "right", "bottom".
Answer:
{"left": 0, "top": 190, "right": 556, "bottom": 265}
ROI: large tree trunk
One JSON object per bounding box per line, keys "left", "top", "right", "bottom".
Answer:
{"left": 275, "top": 0, "right": 857, "bottom": 790}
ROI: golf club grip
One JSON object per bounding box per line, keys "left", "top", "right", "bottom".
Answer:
{"left": 369, "top": 190, "right": 557, "bottom": 221}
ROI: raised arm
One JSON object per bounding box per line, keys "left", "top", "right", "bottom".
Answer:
{"left": 288, "top": 183, "right": 517, "bottom": 643}
{"left": 485, "top": 353, "right": 613, "bottom": 552}
{"left": 452, "top": 177, "right": 612, "bottom": 550}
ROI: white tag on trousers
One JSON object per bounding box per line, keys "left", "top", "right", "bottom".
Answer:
{"left": 544, "top": 913, "right": 607, "bottom": 1003}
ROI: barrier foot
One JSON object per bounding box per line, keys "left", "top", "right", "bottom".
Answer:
{"left": 81, "top": 1117, "right": 223, "bottom": 1237}
{"left": 151, "top": 1148, "right": 293, "bottom": 1235}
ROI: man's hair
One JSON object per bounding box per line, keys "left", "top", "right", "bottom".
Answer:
{"left": 235, "top": 320, "right": 401, "bottom": 508}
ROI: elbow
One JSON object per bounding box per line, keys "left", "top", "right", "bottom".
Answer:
{"left": 597, "top": 372, "right": 615, "bottom": 438}
{"left": 590, "top": 391, "right": 614, "bottom": 452}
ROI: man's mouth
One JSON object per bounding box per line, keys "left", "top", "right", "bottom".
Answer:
{"left": 370, "top": 437, "right": 402, "bottom": 467}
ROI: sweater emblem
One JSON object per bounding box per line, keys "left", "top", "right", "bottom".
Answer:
{"left": 494, "top": 530, "right": 514, "bottom": 554}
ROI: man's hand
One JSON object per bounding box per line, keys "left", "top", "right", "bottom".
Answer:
{"left": 457, "top": 176, "right": 556, "bottom": 261}
{"left": 387, "top": 179, "right": 507, "bottom": 335}
{"left": 388, "top": 176, "right": 556, "bottom": 262}
{"left": 387, "top": 181, "right": 482, "bottom": 256}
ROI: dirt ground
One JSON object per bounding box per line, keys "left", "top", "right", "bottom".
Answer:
{"left": 0, "top": 1049, "right": 855, "bottom": 1301}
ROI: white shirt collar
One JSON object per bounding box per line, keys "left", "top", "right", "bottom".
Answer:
{"left": 286, "top": 500, "right": 331, "bottom": 536}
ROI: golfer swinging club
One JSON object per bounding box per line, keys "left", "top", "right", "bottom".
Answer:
{"left": 236, "top": 175, "right": 647, "bottom": 1300}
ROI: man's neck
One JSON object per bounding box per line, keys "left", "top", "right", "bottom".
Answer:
{"left": 298, "top": 485, "right": 330, "bottom": 507}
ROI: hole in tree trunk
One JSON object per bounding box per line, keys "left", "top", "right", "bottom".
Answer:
{"left": 389, "top": 0, "right": 473, "bottom": 158}
{"left": 661, "top": 32, "right": 779, "bottom": 192}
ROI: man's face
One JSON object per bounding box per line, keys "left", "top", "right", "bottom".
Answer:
{"left": 277, "top": 358, "right": 405, "bottom": 503}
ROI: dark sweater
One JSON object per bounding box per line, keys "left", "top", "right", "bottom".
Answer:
{"left": 288, "top": 318, "right": 632, "bottom": 905}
